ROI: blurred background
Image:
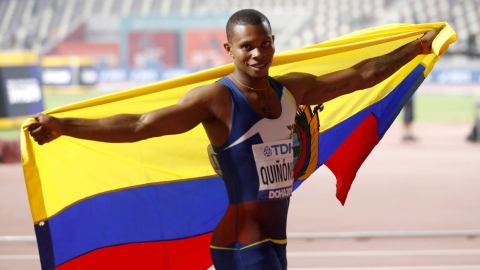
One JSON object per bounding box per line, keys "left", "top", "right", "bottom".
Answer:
{"left": 0, "top": 0, "right": 479, "bottom": 269}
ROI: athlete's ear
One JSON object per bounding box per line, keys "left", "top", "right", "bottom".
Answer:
{"left": 271, "top": 35, "right": 276, "bottom": 52}
{"left": 224, "top": 42, "right": 234, "bottom": 58}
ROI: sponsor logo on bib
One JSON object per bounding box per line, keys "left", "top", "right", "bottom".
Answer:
{"left": 264, "top": 146, "right": 272, "bottom": 157}
{"left": 252, "top": 139, "right": 294, "bottom": 201}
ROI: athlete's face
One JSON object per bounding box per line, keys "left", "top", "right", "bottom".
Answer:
{"left": 224, "top": 22, "right": 275, "bottom": 79}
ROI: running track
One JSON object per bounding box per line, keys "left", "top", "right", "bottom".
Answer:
{"left": 1, "top": 123, "right": 479, "bottom": 269}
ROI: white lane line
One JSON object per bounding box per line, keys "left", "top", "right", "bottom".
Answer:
{"left": 288, "top": 266, "right": 480, "bottom": 270}
{"left": 0, "top": 255, "right": 39, "bottom": 260}
{"left": 2, "top": 230, "right": 480, "bottom": 242}
{"left": 288, "top": 230, "right": 480, "bottom": 239}
{"left": 0, "top": 236, "right": 36, "bottom": 242}
{"left": 288, "top": 249, "right": 480, "bottom": 257}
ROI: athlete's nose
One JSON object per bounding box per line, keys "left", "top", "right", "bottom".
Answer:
{"left": 251, "top": 47, "right": 266, "bottom": 59}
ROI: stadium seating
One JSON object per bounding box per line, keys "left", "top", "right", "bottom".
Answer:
{"left": 381, "top": 0, "right": 480, "bottom": 52}
{"left": 0, "top": 0, "right": 478, "bottom": 55}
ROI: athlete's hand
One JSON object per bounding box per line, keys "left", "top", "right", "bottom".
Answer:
{"left": 28, "top": 114, "right": 63, "bottom": 145}
{"left": 420, "top": 26, "right": 445, "bottom": 55}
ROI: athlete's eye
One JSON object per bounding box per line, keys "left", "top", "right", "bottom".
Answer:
{"left": 262, "top": 41, "right": 270, "bottom": 47}
{"left": 242, "top": 45, "right": 251, "bottom": 50}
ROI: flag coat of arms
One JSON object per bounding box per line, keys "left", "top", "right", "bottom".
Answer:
{"left": 21, "top": 23, "right": 456, "bottom": 269}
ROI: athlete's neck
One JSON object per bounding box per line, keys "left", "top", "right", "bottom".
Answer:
{"left": 230, "top": 69, "right": 270, "bottom": 92}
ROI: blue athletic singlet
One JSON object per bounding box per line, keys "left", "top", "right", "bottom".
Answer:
{"left": 208, "top": 76, "right": 297, "bottom": 204}
{"left": 209, "top": 76, "right": 297, "bottom": 270}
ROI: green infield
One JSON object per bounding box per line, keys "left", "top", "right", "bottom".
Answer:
{"left": 0, "top": 128, "right": 21, "bottom": 140}
{"left": 400, "top": 95, "right": 478, "bottom": 123}
{"left": 1, "top": 93, "right": 478, "bottom": 140}
{"left": 43, "top": 92, "right": 106, "bottom": 109}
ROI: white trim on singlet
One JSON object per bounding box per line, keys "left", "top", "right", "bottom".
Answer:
{"left": 224, "top": 88, "right": 297, "bottom": 150}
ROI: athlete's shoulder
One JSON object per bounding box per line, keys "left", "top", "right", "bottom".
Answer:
{"left": 183, "top": 80, "right": 229, "bottom": 97}
{"left": 179, "top": 80, "right": 231, "bottom": 110}
{"left": 275, "top": 72, "right": 316, "bottom": 90}
{"left": 269, "top": 76, "right": 286, "bottom": 91}
{"left": 274, "top": 73, "right": 315, "bottom": 104}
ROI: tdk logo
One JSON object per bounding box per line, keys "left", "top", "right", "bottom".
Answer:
{"left": 264, "top": 146, "right": 272, "bottom": 157}
{"left": 268, "top": 143, "right": 292, "bottom": 156}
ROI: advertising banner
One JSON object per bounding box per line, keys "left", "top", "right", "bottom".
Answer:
{"left": 79, "top": 67, "right": 99, "bottom": 85}
{"left": 42, "top": 68, "right": 73, "bottom": 86}
{"left": 128, "top": 31, "right": 177, "bottom": 68}
{"left": 41, "top": 56, "right": 98, "bottom": 88}
{"left": 0, "top": 65, "right": 43, "bottom": 118}
{"left": 54, "top": 42, "right": 120, "bottom": 68}
{"left": 424, "top": 69, "right": 480, "bottom": 84}
{"left": 120, "top": 15, "right": 229, "bottom": 68}
{"left": 184, "top": 29, "right": 232, "bottom": 69}
{"left": 97, "top": 68, "right": 193, "bottom": 83}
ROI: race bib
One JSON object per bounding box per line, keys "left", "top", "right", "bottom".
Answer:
{"left": 252, "top": 139, "right": 294, "bottom": 201}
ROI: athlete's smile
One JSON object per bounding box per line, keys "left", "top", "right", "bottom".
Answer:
{"left": 249, "top": 60, "right": 270, "bottom": 71}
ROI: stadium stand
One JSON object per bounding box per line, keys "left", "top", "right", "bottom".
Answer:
{"left": 379, "top": 0, "right": 480, "bottom": 52}
{"left": 0, "top": 0, "right": 478, "bottom": 57}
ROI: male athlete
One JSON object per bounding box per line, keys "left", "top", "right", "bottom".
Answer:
{"left": 30, "top": 9, "right": 442, "bottom": 270}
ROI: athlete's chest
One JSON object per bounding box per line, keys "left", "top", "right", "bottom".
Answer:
{"left": 242, "top": 89, "right": 283, "bottom": 119}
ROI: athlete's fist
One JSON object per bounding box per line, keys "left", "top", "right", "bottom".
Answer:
{"left": 420, "top": 26, "right": 445, "bottom": 55}
{"left": 28, "top": 114, "right": 63, "bottom": 145}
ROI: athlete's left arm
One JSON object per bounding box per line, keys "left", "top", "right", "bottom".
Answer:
{"left": 280, "top": 27, "right": 443, "bottom": 106}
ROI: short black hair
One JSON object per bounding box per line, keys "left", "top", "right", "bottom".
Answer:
{"left": 226, "top": 9, "right": 271, "bottom": 43}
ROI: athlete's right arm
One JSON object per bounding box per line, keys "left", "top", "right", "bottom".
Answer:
{"left": 28, "top": 86, "right": 215, "bottom": 145}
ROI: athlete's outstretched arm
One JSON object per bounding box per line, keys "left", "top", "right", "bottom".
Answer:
{"left": 29, "top": 86, "right": 214, "bottom": 145}
{"left": 280, "top": 27, "right": 443, "bottom": 106}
